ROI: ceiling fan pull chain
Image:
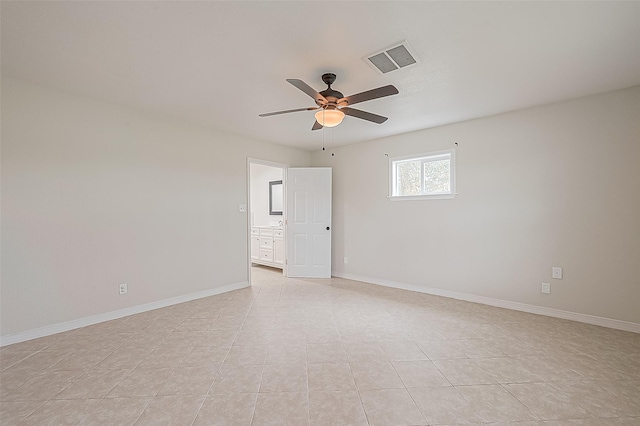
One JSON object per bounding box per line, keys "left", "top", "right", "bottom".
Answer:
{"left": 322, "top": 110, "right": 325, "bottom": 151}
{"left": 331, "top": 127, "right": 335, "bottom": 157}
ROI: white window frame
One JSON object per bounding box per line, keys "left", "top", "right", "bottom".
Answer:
{"left": 389, "top": 149, "right": 456, "bottom": 200}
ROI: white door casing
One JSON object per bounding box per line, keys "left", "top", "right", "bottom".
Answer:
{"left": 286, "top": 168, "right": 332, "bottom": 278}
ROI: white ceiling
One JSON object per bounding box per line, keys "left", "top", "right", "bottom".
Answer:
{"left": 2, "top": 1, "right": 639, "bottom": 151}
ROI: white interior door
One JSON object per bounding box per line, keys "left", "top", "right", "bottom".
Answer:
{"left": 286, "top": 168, "right": 332, "bottom": 278}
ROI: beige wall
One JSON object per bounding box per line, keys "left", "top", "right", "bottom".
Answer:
{"left": 313, "top": 86, "right": 640, "bottom": 324}
{"left": 3, "top": 78, "right": 638, "bottom": 338}
{"left": 1, "top": 79, "right": 310, "bottom": 336}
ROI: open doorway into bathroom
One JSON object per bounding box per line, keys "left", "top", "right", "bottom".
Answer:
{"left": 247, "top": 158, "right": 288, "bottom": 285}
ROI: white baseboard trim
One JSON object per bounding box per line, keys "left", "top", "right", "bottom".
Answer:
{"left": 0, "top": 281, "right": 249, "bottom": 347}
{"left": 333, "top": 271, "right": 640, "bottom": 334}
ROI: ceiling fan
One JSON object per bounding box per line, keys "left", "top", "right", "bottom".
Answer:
{"left": 259, "top": 73, "right": 399, "bottom": 130}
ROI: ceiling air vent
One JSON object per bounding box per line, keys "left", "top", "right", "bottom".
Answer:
{"left": 365, "top": 41, "right": 419, "bottom": 74}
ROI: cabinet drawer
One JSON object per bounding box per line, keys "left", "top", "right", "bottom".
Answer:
{"left": 251, "top": 228, "right": 260, "bottom": 236}
{"left": 260, "top": 237, "right": 273, "bottom": 249}
{"left": 260, "top": 248, "right": 273, "bottom": 261}
{"left": 273, "top": 229, "right": 284, "bottom": 238}
{"left": 259, "top": 228, "right": 273, "bottom": 237}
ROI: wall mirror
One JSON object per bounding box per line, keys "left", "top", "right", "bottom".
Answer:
{"left": 269, "top": 180, "right": 283, "bottom": 215}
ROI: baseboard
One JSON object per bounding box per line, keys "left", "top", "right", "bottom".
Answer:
{"left": 0, "top": 281, "right": 250, "bottom": 347}
{"left": 333, "top": 271, "right": 640, "bottom": 334}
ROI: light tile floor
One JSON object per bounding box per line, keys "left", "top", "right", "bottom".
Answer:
{"left": 1, "top": 265, "right": 639, "bottom": 425}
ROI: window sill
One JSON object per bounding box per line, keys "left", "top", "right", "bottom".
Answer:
{"left": 388, "top": 193, "right": 456, "bottom": 201}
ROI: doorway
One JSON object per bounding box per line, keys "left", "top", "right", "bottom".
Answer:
{"left": 247, "top": 158, "right": 288, "bottom": 285}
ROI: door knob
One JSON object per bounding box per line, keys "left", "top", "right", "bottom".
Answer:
{"left": 326, "top": 226, "right": 330, "bottom": 230}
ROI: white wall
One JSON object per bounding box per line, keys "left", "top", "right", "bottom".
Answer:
{"left": 313, "top": 86, "right": 640, "bottom": 324}
{"left": 250, "top": 163, "right": 283, "bottom": 227}
{"left": 1, "top": 78, "right": 310, "bottom": 337}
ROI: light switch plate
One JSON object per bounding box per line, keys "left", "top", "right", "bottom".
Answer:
{"left": 552, "top": 267, "right": 563, "bottom": 279}
{"left": 239, "top": 204, "right": 246, "bottom": 212}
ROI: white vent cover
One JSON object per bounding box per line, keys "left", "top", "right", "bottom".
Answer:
{"left": 365, "top": 41, "right": 419, "bottom": 74}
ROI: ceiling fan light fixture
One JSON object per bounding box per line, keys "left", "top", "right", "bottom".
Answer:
{"left": 315, "top": 109, "right": 345, "bottom": 127}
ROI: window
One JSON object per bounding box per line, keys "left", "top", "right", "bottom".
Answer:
{"left": 389, "top": 149, "right": 455, "bottom": 200}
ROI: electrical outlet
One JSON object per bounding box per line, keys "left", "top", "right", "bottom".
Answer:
{"left": 119, "top": 283, "right": 128, "bottom": 295}
{"left": 343, "top": 257, "right": 349, "bottom": 264}
{"left": 239, "top": 204, "right": 246, "bottom": 212}
{"left": 541, "top": 282, "right": 551, "bottom": 294}
{"left": 552, "top": 267, "right": 563, "bottom": 279}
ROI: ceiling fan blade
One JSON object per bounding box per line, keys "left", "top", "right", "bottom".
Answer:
{"left": 340, "top": 85, "right": 398, "bottom": 106}
{"left": 341, "top": 107, "right": 388, "bottom": 124}
{"left": 286, "top": 79, "right": 328, "bottom": 104}
{"left": 311, "top": 120, "right": 323, "bottom": 131}
{"left": 259, "top": 107, "right": 318, "bottom": 117}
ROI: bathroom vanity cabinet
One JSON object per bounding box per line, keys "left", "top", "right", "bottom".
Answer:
{"left": 251, "top": 227, "right": 284, "bottom": 269}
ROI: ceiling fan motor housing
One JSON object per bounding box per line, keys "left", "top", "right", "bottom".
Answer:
{"left": 316, "top": 73, "right": 346, "bottom": 108}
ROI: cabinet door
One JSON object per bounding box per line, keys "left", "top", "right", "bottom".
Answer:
{"left": 251, "top": 237, "right": 260, "bottom": 260}
{"left": 273, "top": 238, "right": 284, "bottom": 265}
